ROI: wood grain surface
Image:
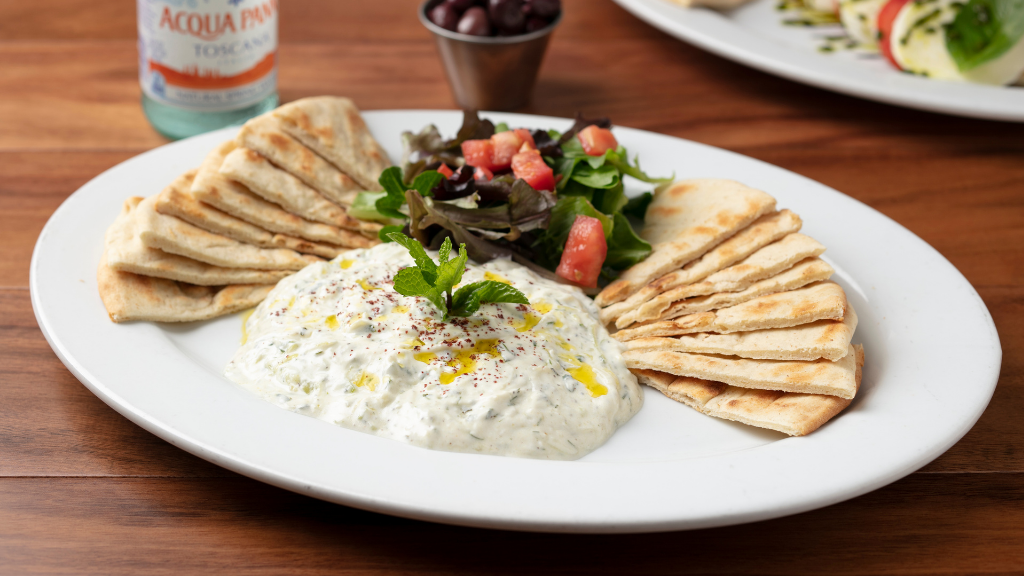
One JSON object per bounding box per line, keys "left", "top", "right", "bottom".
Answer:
{"left": 1, "top": 0, "right": 1021, "bottom": 573}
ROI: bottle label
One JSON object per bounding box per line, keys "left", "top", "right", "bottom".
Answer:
{"left": 137, "top": 0, "right": 278, "bottom": 112}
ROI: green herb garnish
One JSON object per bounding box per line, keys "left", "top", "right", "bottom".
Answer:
{"left": 375, "top": 166, "right": 445, "bottom": 220}
{"left": 388, "top": 232, "right": 529, "bottom": 320}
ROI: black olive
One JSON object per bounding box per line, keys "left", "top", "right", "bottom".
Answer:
{"left": 526, "top": 0, "right": 560, "bottom": 18}
{"left": 488, "top": 0, "right": 525, "bottom": 34}
{"left": 457, "top": 7, "right": 493, "bottom": 36}
{"left": 524, "top": 16, "right": 549, "bottom": 32}
{"left": 429, "top": 3, "right": 460, "bottom": 31}
{"left": 446, "top": 0, "right": 476, "bottom": 11}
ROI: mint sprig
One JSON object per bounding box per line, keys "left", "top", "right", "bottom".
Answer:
{"left": 376, "top": 166, "right": 445, "bottom": 221}
{"left": 388, "top": 232, "right": 529, "bottom": 320}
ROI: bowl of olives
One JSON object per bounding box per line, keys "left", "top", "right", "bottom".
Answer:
{"left": 419, "top": 0, "right": 563, "bottom": 111}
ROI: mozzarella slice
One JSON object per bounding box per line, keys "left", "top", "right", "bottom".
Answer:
{"left": 891, "top": 0, "right": 1024, "bottom": 85}
{"left": 839, "top": 0, "right": 886, "bottom": 48}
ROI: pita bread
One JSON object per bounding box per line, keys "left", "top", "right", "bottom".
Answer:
{"left": 238, "top": 114, "right": 361, "bottom": 207}
{"left": 614, "top": 280, "right": 848, "bottom": 341}
{"left": 624, "top": 343, "right": 860, "bottom": 399}
{"left": 98, "top": 254, "right": 273, "bottom": 323}
{"left": 659, "top": 257, "right": 834, "bottom": 321}
{"left": 618, "top": 233, "right": 825, "bottom": 328}
{"left": 219, "top": 147, "right": 377, "bottom": 233}
{"left": 600, "top": 209, "right": 802, "bottom": 324}
{"left": 272, "top": 96, "right": 391, "bottom": 190}
{"left": 624, "top": 305, "right": 858, "bottom": 362}
{"left": 192, "top": 141, "right": 373, "bottom": 248}
{"left": 135, "top": 196, "right": 318, "bottom": 270}
{"left": 596, "top": 179, "right": 776, "bottom": 307}
{"left": 106, "top": 197, "right": 293, "bottom": 286}
{"left": 156, "top": 171, "right": 347, "bottom": 259}
{"left": 634, "top": 344, "right": 863, "bottom": 435}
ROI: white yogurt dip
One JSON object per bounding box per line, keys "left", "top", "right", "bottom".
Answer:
{"left": 225, "top": 243, "right": 642, "bottom": 460}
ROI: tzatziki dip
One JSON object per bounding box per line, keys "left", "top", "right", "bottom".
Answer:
{"left": 225, "top": 242, "right": 642, "bottom": 460}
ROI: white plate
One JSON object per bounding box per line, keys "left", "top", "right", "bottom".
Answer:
{"left": 613, "top": 0, "right": 1024, "bottom": 122}
{"left": 31, "top": 111, "right": 1000, "bottom": 533}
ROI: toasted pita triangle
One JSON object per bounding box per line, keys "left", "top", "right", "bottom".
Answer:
{"left": 614, "top": 281, "right": 848, "bottom": 341}
{"left": 596, "top": 179, "right": 776, "bottom": 307}
{"left": 219, "top": 147, "right": 378, "bottom": 234}
{"left": 272, "top": 96, "right": 391, "bottom": 190}
{"left": 625, "top": 343, "right": 860, "bottom": 399}
{"left": 105, "top": 196, "right": 293, "bottom": 286}
{"left": 618, "top": 232, "right": 825, "bottom": 328}
{"left": 135, "top": 196, "right": 318, "bottom": 271}
{"left": 238, "top": 113, "right": 361, "bottom": 207}
{"left": 191, "top": 141, "right": 372, "bottom": 248}
{"left": 624, "top": 305, "right": 857, "bottom": 362}
{"left": 633, "top": 344, "right": 863, "bottom": 435}
{"left": 600, "top": 209, "right": 802, "bottom": 324}
{"left": 98, "top": 254, "right": 274, "bottom": 323}
{"left": 658, "top": 257, "right": 834, "bottom": 321}
{"left": 156, "top": 170, "right": 351, "bottom": 259}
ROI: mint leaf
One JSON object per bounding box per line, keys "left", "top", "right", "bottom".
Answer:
{"left": 378, "top": 225, "right": 404, "bottom": 243}
{"left": 376, "top": 167, "right": 410, "bottom": 220}
{"left": 412, "top": 170, "right": 445, "bottom": 198}
{"left": 386, "top": 232, "right": 438, "bottom": 284}
{"left": 433, "top": 241, "right": 468, "bottom": 297}
{"left": 392, "top": 267, "right": 446, "bottom": 317}
{"left": 451, "top": 281, "right": 529, "bottom": 317}
{"left": 437, "top": 236, "right": 452, "bottom": 264}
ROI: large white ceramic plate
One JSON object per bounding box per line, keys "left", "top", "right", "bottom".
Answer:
{"left": 613, "top": 0, "right": 1024, "bottom": 122}
{"left": 31, "top": 111, "right": 1000, "bottom": 533}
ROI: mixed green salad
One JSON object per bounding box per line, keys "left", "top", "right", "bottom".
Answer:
{"left": 350, "top": 112, "right": 671, "bottom": 290}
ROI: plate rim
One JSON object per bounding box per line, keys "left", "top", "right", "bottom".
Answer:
{"left": 29, "top": 111, "right": 1002, "bottom": 533}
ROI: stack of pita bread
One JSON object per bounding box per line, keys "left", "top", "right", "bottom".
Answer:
{"left": 596, "top": 179, "right": 865, "bottom": 436}
{"left": 98, "top": 97, "right": 389, "bottom": 323}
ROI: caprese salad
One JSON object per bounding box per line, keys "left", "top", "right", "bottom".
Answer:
{"left": 350, "top": 112, "right": 671, "bottom": 290}
{"left": 796, "top": 0, "right": 1024, "bottom": 85}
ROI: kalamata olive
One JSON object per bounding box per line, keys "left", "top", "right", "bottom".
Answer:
{"left": 524, "top": 17, "right": 549, "bottom": 32}
{"left": 429, "top": 3, "right": 460, "bottom": 31}
{"left": 526, "top": 0, "right": 560, "bottom": 18}
{"left": 488, "top": 0, "right": 525, "bottom": 34}
{"left": 446, "top": 0, "right": 476, "bottom": 12}
{"left": 457, "top": 7, "right": 493, "bottom": 36}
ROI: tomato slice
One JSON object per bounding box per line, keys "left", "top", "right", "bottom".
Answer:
{"left": 490, "top": 130, "right": 527, "bottom": 170}
{"left": 556, "top": 215, "right": 607, "bottom": 288}
{"left": 511, "top": 149, "right": 555, "bottom": 191}
{"left": 473, "top": 165, "right": 494, "bottom": 182}
{"left": 577, "top": 125, "right": 618, "bottom": 157}
{"left": 878, "top": 0, "right": 912, "bottom": 69}
{"left": 461, "top": 139, "right": 495, "bottom": 172}
{"left": 436, "top": 163, "right": 454, "bottom": 178}
{"left": 513, "top": 129, "right": 536, "bottom": 149}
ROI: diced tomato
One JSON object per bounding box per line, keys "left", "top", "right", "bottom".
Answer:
{"left": 877, "top": 0, "right": 912, "bottom": 70}
{"left": 511, "top": 149, "right": 555, "bottom": 192}
{"left": 490, "top": 130, "right": 527, "bottom": 170}
{"left": 556, "top": 216, "right": 607, "bottom": 288}
{"left": 461, "top": 139, "right": 496, "bottom": 172}
{"left": 473, "top": 165, "right": 494, "bottom": 182}
{"left": 437, "top": 163, "right": 454, "bottom": 178}
{"left": 513, "top": 129, "right": 536, "bottom": 149}
{"left": 577, "top": 125, "right": 618, "bottom": 157}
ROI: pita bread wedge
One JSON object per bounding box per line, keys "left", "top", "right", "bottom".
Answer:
{"left": 98, "top": 254, "right": 273, "bottom": 323}
{"left": 624, "top": 343, "right": 860, "bottom": 399}
{"left": 106, "top": 196, "right": 293, "bottom": 286}
{"left": 596, "top": 179, "right": 776, "bottom": 307}
{"left": 618, "top": 233, "right": 825, "bottom": 328}
{"left": 237, "top": 114, "right": 362, "bottom": 207}
{"left": 219, "top": 147, "right": 378, "bottom": 234}
{"left": 624, "top": 305, "right": 857, "bottom": 362}
{"left": 634, "top": 345, "right": 863, "bottom": 436}
{"left": 600, "top": 209, "right": 802, "bottom": 324}
{"left": 272, "top": 96, "right": 391, "bottom": 190}
{"left": 156, "top": 171, "right": 348, "bottom": 259}
{"left": 192, "top": 141, "right": 374, "bottom": 248}
{"left": 613, "top": 280, "right": 848, "bottom": 341}
{"left": 135, "top": 196, "right": 318, "bottom": 271}
{"left": 658, "top": 257, "right": 834, "bottom": 321}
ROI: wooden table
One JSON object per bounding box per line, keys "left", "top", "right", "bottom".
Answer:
{"left": 2, "top": 0, "right": 1022, "bottom": 572}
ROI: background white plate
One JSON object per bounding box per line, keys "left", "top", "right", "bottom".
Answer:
{"left": 613, "top": 0, "right": 1024, "bottom": 122}
{"left": 30, "top": 111, "right": 1001, "bottom": 533}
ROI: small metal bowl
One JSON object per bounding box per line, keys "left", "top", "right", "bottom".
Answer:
{"left": 419, "top": 0, "right": 562, "bottom": 111}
